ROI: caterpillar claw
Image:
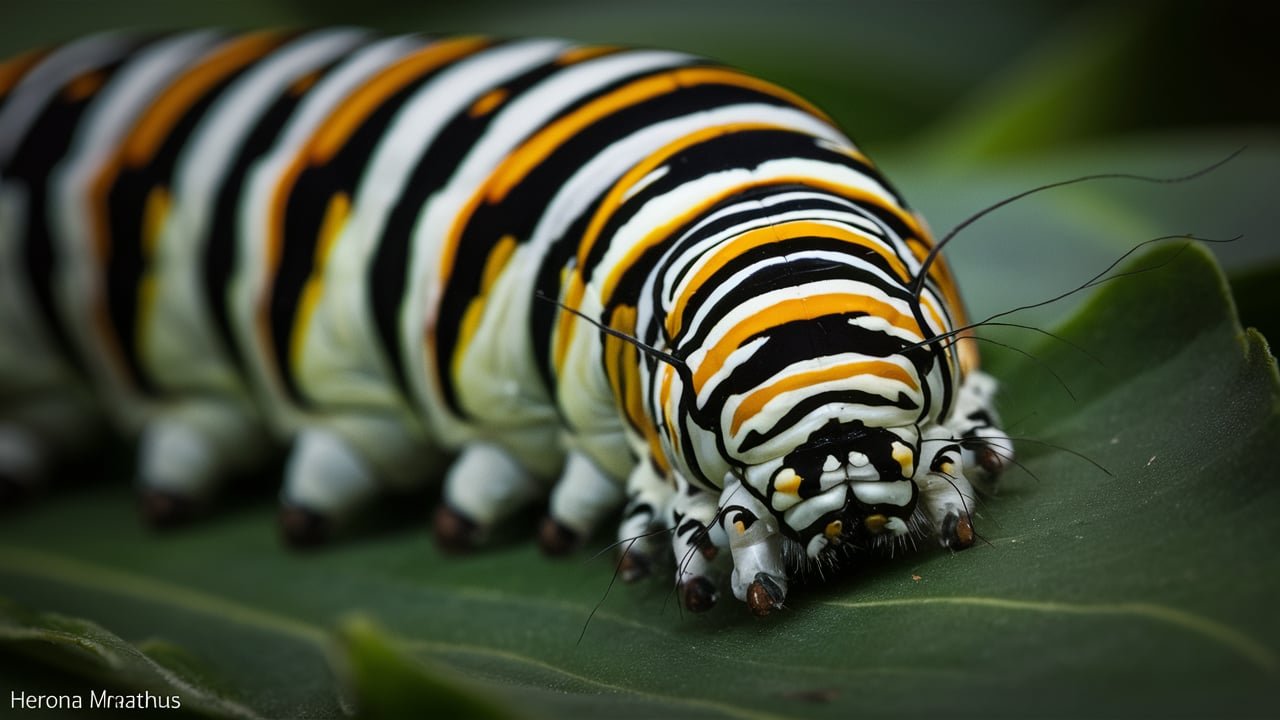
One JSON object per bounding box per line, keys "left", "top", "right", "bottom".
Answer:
{"left": 279, "top": 505, "right": 333, "bottom": 549}
{"left": 746, "top": 573, "right": 786, "bottom": 616}
{"left": 977, "top": 445, "right": 1005, "bottom": 477}
{"left": 680, "top": 575, "right": 718, "bottom": 613}
{"left": 537, "top": 516, "right": 580, "bottom": 556}
{"left": 432, "top": 503, "right": 481, "bottom": 554}
{"left": 940, "top": 511, "right": 975, "bottom": 550}
{"left": 139, "top": 489, "right": 200, "bottom": 529}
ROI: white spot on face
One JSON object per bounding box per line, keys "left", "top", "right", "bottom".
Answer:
{"left": 848, "top": 451, "right": 869, "bottom": 467}
{"left": 884, "top": 517, "right": 909, "bottom": 535}
{"left": 823, "top": 455, "right": 841, "bottom": 472}
{"left": 806, "top": 534, "right": 828, "bottom": 559}
{"left": 850, "top": 480, "right": 914, "bottom": 507}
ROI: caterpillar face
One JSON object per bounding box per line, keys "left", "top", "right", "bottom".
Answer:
{"left": 740, "top": 422, "right": 920, "bottom": 557}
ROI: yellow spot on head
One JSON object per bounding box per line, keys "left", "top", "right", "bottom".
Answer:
{"left": 864, "top": 514, "right": 888, "bottom": 533}
{"left": 774, "top": 468, "right": 801, "bottom": 495}
{"left": 824, "top": 520, "right": 843, "bottom": 539}
{"left": 734, "top": 520, "right": 746, "bottom": 535}
{"left": 891, "top": 442, "right": 914, "bottom": 479}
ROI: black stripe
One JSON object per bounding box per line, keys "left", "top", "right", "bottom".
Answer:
{"left": 267, "top": 39, "right": 489, "bottom": 405}
{"left": 368, "top": 42, "right": 581, "bottom": 409}
{"left": 428, "top": 56, "right": 717, "bottom": 418}
{"left": 105, "top": 55, "right": 255, "bottom": 394}
{"left": 527, "top": 81, "right": 800, "bottom": 401}
{"left": 201, "top": 78, "right": 312, "bottom": 378}
{"left": 4, "top": 53, "right": 139, "bottom": 378}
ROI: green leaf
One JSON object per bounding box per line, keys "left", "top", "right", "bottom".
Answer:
{"left": 334, "top": 616, "right": 516, "bottom": 720}
{"left": 1229, "top": 261, "right": 1280, "bottom": 351}
{"left": 0, "top": 597, "right": 263, "bottom": 718}
{"left": 1, "top": 237, "right": 1276, "bottom": 719}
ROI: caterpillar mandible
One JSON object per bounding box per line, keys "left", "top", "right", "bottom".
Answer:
{"left": 0, "top": 29, "right": 1013, "bottom": 615}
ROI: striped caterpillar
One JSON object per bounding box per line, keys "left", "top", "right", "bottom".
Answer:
{"left": 0, "top": 29, "right": 1013, "bottom": 615}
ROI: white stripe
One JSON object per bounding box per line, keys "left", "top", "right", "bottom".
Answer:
{"left": 143, "top": 30, "right": 375, "bottom": 402}
{"left": 48, "top": 31, "right": 223, "bottom": 424}
{"left": 175, "top": 28, "right": 378, "bottom": 240}
{"left": 0, "top": 32, "right": 138, "bottom": 168}
{"left": 393, "top": 39, "right": 573, "bottom": 439}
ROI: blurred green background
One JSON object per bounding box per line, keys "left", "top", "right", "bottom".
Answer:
{"left": 2, "top": 0, "right": 1274, "bottom": 326}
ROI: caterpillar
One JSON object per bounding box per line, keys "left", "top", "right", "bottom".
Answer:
{"left": 0, "top": 29, "right": 1013, "bottom": 615}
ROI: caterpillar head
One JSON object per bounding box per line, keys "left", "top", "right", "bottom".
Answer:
{"left": 738, "top": 421, "right": 921, "bottom": 558}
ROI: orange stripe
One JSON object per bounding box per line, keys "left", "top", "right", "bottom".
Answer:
{"left": 263, "top": 37, "right": 489, "bottom": 357}
{"left": 602, "top": 304, "right": 650, "bottom": 436}
{"left": 693, "top": 292, "right": 922, "bottom": 392}
{"left": 730, "top": 360, "right": 918, "bottom": 435}
{"left": 0, "top": 47, "right": 48, "bottom": 96}
{"left": 309, "top": 37, "right": 487, "bottom": 164}
{"left": 551, "top": 121, "right": 789, "bottom": 372}
{"left": 486, "top": 67, "right": 828, "bottom": 206}
{"left": 665, "top": 219, "right": 913, "bottom": 338}
{"left": 123, "top": 32, "right": 285, "bottom": 167}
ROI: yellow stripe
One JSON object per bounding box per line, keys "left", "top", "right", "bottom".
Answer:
{"left": 450, "top": 235, "right": 519, "bottom": 380}
{"left": 289, "top": 192, "right": 350, "bottom": 375}
{"left": 480, "top": 235, "right": 518, "bottom": 293}
{"left": 134, "top": 186, "right": 171, "bottom": 377}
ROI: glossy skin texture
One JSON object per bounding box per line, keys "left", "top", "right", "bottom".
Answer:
{"left": 0, "top": 30, "right": 1012, "bottom": 613}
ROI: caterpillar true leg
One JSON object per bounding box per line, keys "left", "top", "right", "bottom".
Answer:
{"left": 915, "top": 428, "right": 980, "bottom": 550}
{"left": 615, "top": 459, "right": 674, "bottom": 582}
{"left": 540, "top": 449, "right": 624, "bottom": 555}
{"left": 719, "top": 477, "right": 788, "bottom": 616}
{"left": 946, "top": 370, "right": 1014, "bottom": 492}
{"left": 668, "top": 473, "right": 721, "bottom": 613}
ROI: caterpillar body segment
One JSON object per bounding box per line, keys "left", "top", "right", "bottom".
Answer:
{"left": 0, "top": 30, "right": 1013, "bottom": 612}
